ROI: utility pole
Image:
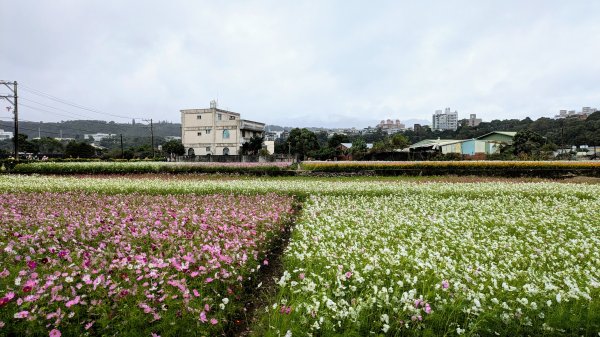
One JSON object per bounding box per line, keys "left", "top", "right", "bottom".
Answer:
{"left": 0, "top": 81, "right": 18, "bottom": 160}
{"left": 120, "top": 134, "right": 124, "bottom": 159}
{"left": 143, "top": 118, "right": 155, "bottom": 158}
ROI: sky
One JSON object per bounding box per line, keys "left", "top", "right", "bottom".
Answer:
{"left": 2, "top": 1, "right": 600, "bottom": 128}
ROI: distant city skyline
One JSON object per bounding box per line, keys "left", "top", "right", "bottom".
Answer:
{"left": 2, "top": 1, "right": 599, "bottom": 128}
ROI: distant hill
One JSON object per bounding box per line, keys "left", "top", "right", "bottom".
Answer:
{"left": 0, "top": 120, "right": 181, "bottom": 139}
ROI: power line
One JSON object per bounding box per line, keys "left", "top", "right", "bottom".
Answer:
{"left": 20, "top": 97, "right": 98, "bottom": 120}
{"left": 20, "top": 84, "right": 143, "bottom": 120}
{"left": 17, "top": 103, "right": 137, "bottom": 135}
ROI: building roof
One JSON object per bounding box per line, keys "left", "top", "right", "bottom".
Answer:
{"left": 340, "top": 143, "right": 374, "bottom": 149}
{"left": 409, "top": 139, "right": 462, "bottom": 149}
{"left": 476, "top": 131, "right": 517, "bottom": 139}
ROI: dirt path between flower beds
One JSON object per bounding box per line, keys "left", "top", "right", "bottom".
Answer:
{"left": 224, "top": 206, "right": 299, "bottom": 337}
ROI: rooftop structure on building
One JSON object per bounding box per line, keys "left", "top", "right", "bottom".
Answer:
{"left": 467, "top": 114, "right": 482, "bottom": 127}
{"left": 377, "top": 119, "right": 406, "bottom": 134}
{"left": 432, "top": 107, "right": 459, "bottom": 131}
{"left": 181, "top": 100, "right": 265, "bottom": 156}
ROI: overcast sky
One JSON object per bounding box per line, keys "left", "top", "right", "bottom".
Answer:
{"left": 2, "top": 1, "right": 600, "bottom": 128}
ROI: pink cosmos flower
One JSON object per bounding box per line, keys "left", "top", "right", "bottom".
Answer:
{"left": 414, "top": 299, "right": 422, "bottom": 308}
{"left": 0, "top": 320, "right": 5, "bottom": 328}
{"left": 27, "top": 261, "right": 37, "bottom": 270}
{"left": 49, "top": 329, "right": 61, "bottom": 337}
{"left": 84, "top": 321, "right": 95, "bottom": 330}
{"left": 441, "top": 280, "right": 449, "bottom": 289}
{"left": 199, "top": 311, "right": 207, "bottom": 322}
{"left": 14, "top": 310, "right": 29, "bottom": 319}
{"left": 345, "top": 271, "right": 352, "bottom": 279}
{"left": 210, "top": 318, "right": 218, "bottom": 325}
{"left": 299, "top": 273, "right": 305, "bottom": 280}
{"left": 263, "top": 259, "right": 269, "bottom": 266}
{"left": 205, "top": 277, "right": 213, "bottom": 283}
{"left": 0, "top": 269, "right": 9, "bottom": 278}
{"left": 193, "top": 289, "right": 200, "bottom": 297}
{"left": 424, "top": 303, "right": 432, "bottom": 314}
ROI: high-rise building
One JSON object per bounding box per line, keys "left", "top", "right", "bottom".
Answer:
{"left": 432, "top": 107, "right": 459, "bottom": 131}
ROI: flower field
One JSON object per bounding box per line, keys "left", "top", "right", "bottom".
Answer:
{"left": 0, "top": 191, "right": 296, "bottom": 336}
{"left": 260, "top": 189, "right": 600, "bottom": 336}
{"left": 1, "top": 175, "right": 599, "bottom": 336}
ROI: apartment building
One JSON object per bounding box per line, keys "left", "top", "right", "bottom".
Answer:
{"left": 432, "top": 108, "right": 459, "bottom": 131}
{"left": 181, "top": 101, "right": 265, "bottom": 156}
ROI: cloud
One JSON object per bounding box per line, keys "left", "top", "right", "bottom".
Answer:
{"left": 2, "top": 1, "right": 600, "bottom": 128}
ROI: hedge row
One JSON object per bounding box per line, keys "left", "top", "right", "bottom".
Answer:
{"left": 300, "top": 161, "right": 600, "bottom": 178}
{"left": 9, "top": 162, "right": 295, "bottom": 175}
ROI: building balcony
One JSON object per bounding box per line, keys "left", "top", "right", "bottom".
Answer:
{"left": 240, "top": 120, "right": 265, "bottom": 132}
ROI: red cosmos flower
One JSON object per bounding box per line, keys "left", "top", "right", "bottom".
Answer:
{"left": 22, "top": 285, "right": 33, "bottom": 293}
{"left": 27, "top": 261, "right": 37, "bottom": 270}
{"left": 0, "top": 297, "right": 9, "bottom": 307}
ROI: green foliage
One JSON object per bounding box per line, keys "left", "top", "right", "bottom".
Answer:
{"left": 241, "top": 135, "right": 264, "bottom": 155}
{"left": 288, "top": 128, "right": 320, "bottom": 160}
{"left": 31, "top": 137, "right": 65, "bottom": 154}
{"left": 162, "top": 139, "right": 185, "bottom": 156}
{"left": 65, "top": 141, "right": 97, "bottom": 158}
{"left": 327, "top": 133, "right": 350, "bottom": 149}
{"left": 350, "top": 138, "right": 368, "bottom": 160}
{"left": 512, "top": 130, "right": 551, "bottom": 159}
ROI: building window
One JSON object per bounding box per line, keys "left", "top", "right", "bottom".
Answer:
{"left": 197, "top": 115, "right": 202, "bottom": 119}
{"left": 223, "top": 129, "right": 230, "bottom": 139}
{"left": 229, "top": 116, "right": 235, "bottom": 120}
{"left": 206, "top": 129, "right": 211, "bottom": 134}
{"left": 218, "top": 114, "right": 222, "bottom": 121}
{"left": 223, "top": 147, "right": 229, "bottom": 155}
{"left": 188, "top": 148, "right": 195, "bottom": 156}
{"left": 242, "top": 130, "right": 246, "bottom": 137}
{"left": 197, "top": 131, "right": 202, "bottom": 136}
{"left": 206, "top": 146, "right": 211, "bottom": 152}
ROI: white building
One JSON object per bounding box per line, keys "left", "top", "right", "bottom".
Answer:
{"left": 83, "top": 133, "right": 116, "bottom": 142}
{"left": 432, "top": 108, "right": 459, "bottom": 131}
{"left": 0, "top": 129, "right": 13, "bottom": 140}
{"left": 181, "top": 101, "right": 265, "bottom": 156}
{"left": 555, "top": 107, "right": 597, "bottom": 119}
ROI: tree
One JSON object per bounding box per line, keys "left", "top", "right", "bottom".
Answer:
{"left": 350, "top": 138, "right": 368, "bottom": 160}
{"left": 241, "top": 135, "right": 264, "bottom": 155}
{"left": 390, "top": 133, "right": 410, "bottom": 149}
{"left": 287, "top": 128, "right": 320, "bottom": 160}
{"left": 65, "top": 141, "right": 96, "bottom": 158}
{"left": 162, "top": 139, "right": 185, "bottom": 156}
{"left": 512, "top": 130, "right": 550, "bottom": 159}
{"left": 327, "top": 133, "right": 349, "bottom": 149}
{"left": 32, "top": 137, "right": 64, "bottom": 154}
{"left": 16, "top": 134, "right": 37, "bottom": 154}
